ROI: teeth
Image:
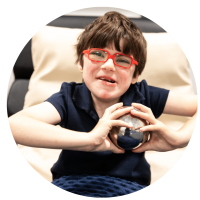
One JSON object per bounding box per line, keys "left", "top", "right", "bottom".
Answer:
{"left": 99, "top": 78, "right": 115, "bottom": 83}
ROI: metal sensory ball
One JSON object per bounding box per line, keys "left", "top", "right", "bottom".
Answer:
{"left": 110, "top": 108, "right": 149, "bottom": 150}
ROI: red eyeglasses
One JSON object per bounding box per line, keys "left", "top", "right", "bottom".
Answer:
{"left": 82, "top": 48, "right": 138, "bottom": 69}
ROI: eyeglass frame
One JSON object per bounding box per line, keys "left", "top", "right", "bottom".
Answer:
{"left": 82, "top": 48, "right": 138, "bottom": 69}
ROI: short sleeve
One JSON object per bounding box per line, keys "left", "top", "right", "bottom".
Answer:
{"left": 148, "top": 85, "right": 169, "bottom": 118}
{"left": 45, "top": 82, "right": 68, "bottom": 122}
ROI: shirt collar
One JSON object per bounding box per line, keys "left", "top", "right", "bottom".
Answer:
{"left": 72, "top": 83, "right": 99, "bottom": 122}
{"left": 120, "top": 82, "right": 146, "bottom": 106}
{"left": 72, "top": 82, "right": 145, "bottom": 121}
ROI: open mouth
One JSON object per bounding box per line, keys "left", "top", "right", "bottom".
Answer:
{"left": 98, "top": 77, "right": 116, "bottom": 83}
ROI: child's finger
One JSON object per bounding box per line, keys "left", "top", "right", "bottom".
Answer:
{"left": 134, "top": 125, "right": 144, "bottom": 130}
{"left": 106, "top": 137, "right": 125, "bottom": 154}
{"left": 131, "top": 103, "right": 152, "bottom": 114}
{"left": 139, "top": 124, "right": 158, "bottom": 132}
{"left": 111, "top": 145, "right": 125, "bottom": 154}
{"left": 131, "top": 141, "right": 153, "bottom": 153}
{"left": 130, "top": 107, "right": 156, "bottom": 124}
{"left": 110, "top": 106, "right": 133, "bottom": 120}
{"left": 110, "top": 119, "right": 133, "bottom": 128}
{"left": 103, "top": 102, "right": 123, "bottom": 116}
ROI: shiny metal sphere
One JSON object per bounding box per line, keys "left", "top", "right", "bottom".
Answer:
{"left": 110, "top": 108, "right": 148, "bottom": 150}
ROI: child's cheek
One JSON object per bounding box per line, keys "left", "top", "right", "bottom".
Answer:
{"left": 85, "top": 68, "right": 94, "bottom": 79}
{"left": 83, "top": 65, "right": 96, "bottom": 81}
{"left": 120, "top": 70, "right": 132, "bottom": 84}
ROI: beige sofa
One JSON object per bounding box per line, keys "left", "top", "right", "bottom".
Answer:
{"left": 17, "top": 26, "right": 194, "bottom": 184}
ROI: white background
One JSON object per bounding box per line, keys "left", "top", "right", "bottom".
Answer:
{"left": 6, "top": 6, "right": 198, "bottom": 101}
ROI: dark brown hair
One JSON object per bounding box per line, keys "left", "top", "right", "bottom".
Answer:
{"left": 75, "top": 11, "right": 147, "bottom": 77}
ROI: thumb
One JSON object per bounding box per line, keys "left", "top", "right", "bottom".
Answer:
{"left": 111, "top": 146, "right": 125, "bottom": 154}
{"left": 107, "top": 137, "right": 125, "bottom": 154}
{"left": 131, "top": 142, "right": 152, "bottom": 153}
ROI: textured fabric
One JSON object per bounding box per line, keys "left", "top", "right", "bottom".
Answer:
{"left": 46, "top": 80, "right": 169, "bottom": 186}
{"left": 52, "top": 174, "right": 146, "bottom": 197}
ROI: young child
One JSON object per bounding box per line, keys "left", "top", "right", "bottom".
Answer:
{"left": 9, "top": 11, "right": 197, "bottom": 197}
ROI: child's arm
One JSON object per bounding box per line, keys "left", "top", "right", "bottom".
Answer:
{"left": 9, "top": 102, "right": 133, "bottom": 153}
{"left": 130, "top": 92, "right": 197, "bottom": 152}
{"left": 8, "top": 102, "right": 92, "bottom": 151}
{"left": 163, "top": 92, "right": 197, "bottom": 147}
{"left": 163, "top": 92, "right": 197, "bottom": 117}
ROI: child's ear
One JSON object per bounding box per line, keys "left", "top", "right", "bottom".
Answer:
{"left": 131, "top": 72, "right": 139, "bottom": 84}
{"left": 78, "top": 62, "right": 83, "bottom": 72}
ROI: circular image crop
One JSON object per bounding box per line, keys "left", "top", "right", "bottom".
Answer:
{"left": 7, "top": 6, "right": 197, "bottom": 198}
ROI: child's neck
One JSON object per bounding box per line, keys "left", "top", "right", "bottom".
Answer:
{"left": 91, "top": 94, "right": 120, "bottom": 118}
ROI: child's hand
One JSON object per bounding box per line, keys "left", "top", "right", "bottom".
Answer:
{"left": 130, "top": 103, "right": 180, "bottom": 152}
{"left": 90, "top": 103, "right": 134, "bottom": 154}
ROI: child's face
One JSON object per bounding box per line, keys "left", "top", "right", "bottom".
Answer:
{"left": 78, "top": 40, "right": 138, "bottom": 103}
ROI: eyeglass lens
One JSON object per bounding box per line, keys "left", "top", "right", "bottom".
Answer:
{"left": 89, "top": 49, "right": 132, "bottom": 68}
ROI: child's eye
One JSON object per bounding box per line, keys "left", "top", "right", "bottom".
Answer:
{"left": 90, "top": 51, "right": 104, "bottom": 58}
{"left": 115, "top": 55, "right": 132, "bottom": 67}
{"left": 116, "top": 59, "right": 130, "bottom": 64}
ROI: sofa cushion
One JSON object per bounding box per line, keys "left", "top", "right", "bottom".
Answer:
{"left": 19, "top": 26, "right": 194, "bottom": 183}
{"left": 23, "top": 26, "right": 83, "bottom": 109}
{"left": 139, "top": 33, "right": 192, "bottom": 93}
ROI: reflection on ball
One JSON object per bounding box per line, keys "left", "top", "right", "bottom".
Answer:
{"left": 110, "top": 108, "right": 148, "bottom": 150}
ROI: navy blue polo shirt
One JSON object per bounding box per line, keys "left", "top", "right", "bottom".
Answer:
{"left": 46, "top": 79, "right": 169, "bottom": 186}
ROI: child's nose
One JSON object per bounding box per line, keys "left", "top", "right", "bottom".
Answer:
{"left": 100, "top": 58, "right": 115, "bottom": 71}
